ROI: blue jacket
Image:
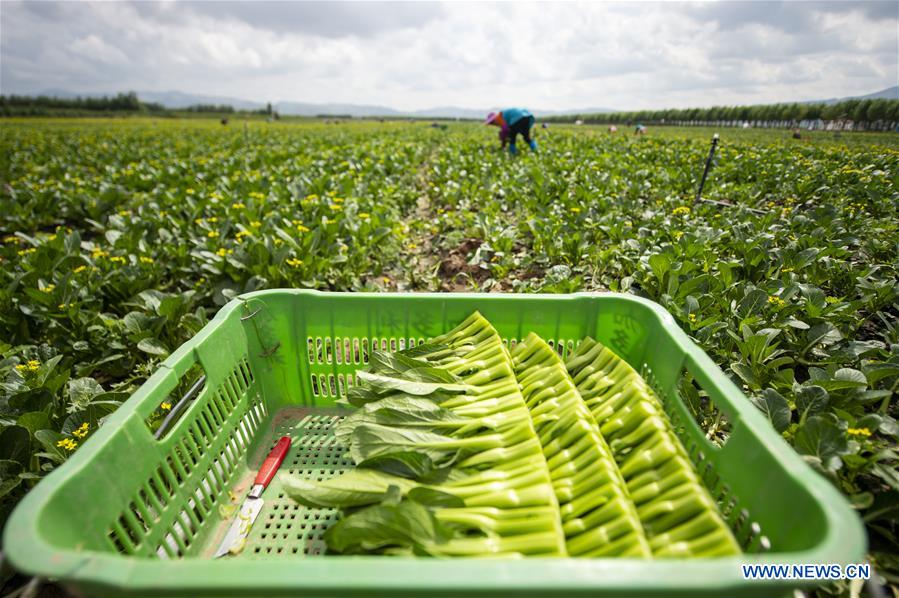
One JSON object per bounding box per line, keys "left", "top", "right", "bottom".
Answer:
{"left": 502, "top": 108, "right": 534, "bottom": 128}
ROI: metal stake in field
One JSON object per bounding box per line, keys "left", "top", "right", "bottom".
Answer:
{"left": 695, "top": 133, "right": 719, "bottom": 203}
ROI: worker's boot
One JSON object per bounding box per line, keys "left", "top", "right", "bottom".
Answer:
{"left": 509, "top": 143, "right": 518, "bottom": 155}
{"left": 529, "top": 140, "right": 538, "bottom": 152}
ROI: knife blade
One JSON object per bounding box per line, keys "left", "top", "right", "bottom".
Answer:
{"left": 214, "top": 435, "right": 292, "bottom": 557}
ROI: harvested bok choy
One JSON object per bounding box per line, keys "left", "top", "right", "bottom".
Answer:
{"left": 283, "top": 311, "right": 567, "bottom": 557}
{"left": 565, "top": 337, "right": 741, "bottom": 558}
{"left": 511, "top": 333, "right": 651, "bottom": 557}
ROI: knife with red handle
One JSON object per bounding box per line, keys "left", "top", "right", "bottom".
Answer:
{"left": 214, "top": 436, "right": 291, "bottom": 557}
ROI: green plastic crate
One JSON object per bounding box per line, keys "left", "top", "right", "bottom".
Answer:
{"left": 4, "top": 291, "right": 865, "bottom": 596}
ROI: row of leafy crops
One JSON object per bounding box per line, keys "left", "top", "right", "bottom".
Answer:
{"left": 0, "top": 118, "right": 897, "bottom": 590}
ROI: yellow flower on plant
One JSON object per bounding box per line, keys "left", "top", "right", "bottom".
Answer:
{"left": 847, "top": 427, "right": 871, "bottom": 437}
{"left": 250, "top": 220, "right": 262, "bottom": 228}
{"left": 42, "top": 284, "right": 56, "bottom": 293}
{"left": 673, "top": 231, "right": 684, "bottom": 240}
{"left": 249, "top": 191, "right": 265, "bottom": 200}
{"left": 208, "top": 217, "right": 218, "bottom": 224}
{"left": 57, "top": 438, "right": 78, "bottom": 451}
{"left": 160, "top": 402, "right": 172, "bottom": 411}
{"left": 326, "top": 218, "right": 336, "bottom": 225}
{"left": 91, "top": 248, "right": 108, "bottom": 259}
{"left": 231, "top": 202, "right": 245, "bottom": 209}
{"left": 186, "top": 188, "right": 195, "bottom": 195}
{"left": 825, "top": 296, "right": 839, "bottom": 304}
{"left": 274, "top": 238, "right": 284, "bottom": 246}
{"left": 330, "top": 204, "right": 343, "bottom": 211}
{"left": 672, "top": 206, "right": 691, "bottom": 216}
{"left": 235, "top": 230, "right": 251, "bottom": 241}
{"left": 296, "top": 224, "right": 310, "bottom": 233}
{"left": 118, "top": 210, "right": 131, "bottom": 217}
{"left": 139, "top": 256, "right": 154, "bottom": 264}
{"left": 15, "top": 359, "right": 41, "bottom": 375}
{"left": 17, "top": 248, "right": 35, "bottom": 256}
{"left": 194, "top": 218, "right": 204, "bottom": 225}
{"left": 767, "top": 295, "right": 786, "bottom": 308}
{"left": 73, "top": 265, "right": 88, "bottom": 274}
{"left": 332, "top": 197, "right": 344, "bottom": 204}
{"left": 207, "top": 231, "right": 219, "bottom": 239}
{"left": 688, "top": 313, "right": 697, "bottom": 323}
{"left": 570, "top": 207, "right": 581, "bottom": 213}
{"left": 72, "top": 422, "right": 90, "bottom": 439}
{"left": 216, "top": 248, "right": 233, "bottom": 257}
{"left": 286, "top": 258, "right": 303, "bottom": 267}
{"left": 358, "top": 212, "right": 370, "bottom": 220}
{"left": 782, "top": 267, "right": 794, "bottom": 273}
{"left": 110, "top": 256, "right": 125, "bottom": 264}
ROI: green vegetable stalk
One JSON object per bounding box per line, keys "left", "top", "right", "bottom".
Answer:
{"left": 566, "top": 337, "right": 741, "bottom": 558}
{"left": 511, "top": 332, "right": 651, "bottom": 558}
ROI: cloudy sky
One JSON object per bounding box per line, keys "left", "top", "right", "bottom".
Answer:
{"left": 1, "top": 1, "right": 897, "bottom": 111}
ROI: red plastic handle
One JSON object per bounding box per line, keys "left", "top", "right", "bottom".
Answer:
{"left": 254, "top": 436, "right": 291, "bottom": 488}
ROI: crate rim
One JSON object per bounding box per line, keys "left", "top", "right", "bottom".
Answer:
{"left": 3, "top": 290, "right": 866, "bottom": 593}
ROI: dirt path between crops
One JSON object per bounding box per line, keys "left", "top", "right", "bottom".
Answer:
{"left": 380, "top": 139, "right": 443, "bottom": 291}
{"left": 400, "top": 162, "right": 492, "bottom": 292}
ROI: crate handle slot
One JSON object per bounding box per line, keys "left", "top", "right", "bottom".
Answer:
{"left": 154, "top": 376, "right": 207, "bottom": 440}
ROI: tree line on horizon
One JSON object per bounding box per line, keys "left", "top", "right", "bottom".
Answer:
{"left": 2, "top": 91, "right": 898, "bottom": 131}
{"left": 0, "top": 92, "right": 275, "bottom": 118}
{"left": 544, "top": 98, "right": 899, "bottom": 131}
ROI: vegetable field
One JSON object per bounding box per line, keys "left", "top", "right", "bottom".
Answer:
{"left": 1, "top": 119, "right": 897, "bottom": 587}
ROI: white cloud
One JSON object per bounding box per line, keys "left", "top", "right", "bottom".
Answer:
{"left": 68, "top": 35, "right": 130, "bottom": 65}
{"left": 1, "top": 1, "right": 896, "bottom": 110}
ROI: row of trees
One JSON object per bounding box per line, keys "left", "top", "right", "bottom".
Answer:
{"left": 0, "top": 93, "right": 277, "bottom": 118}
{"left": 183, "top": 102, "right": 275, "bottom": 116}
{"left": 183, "top": 104, "right": 236, "bottom": 113}
{"left": 546, "top": 98, "right": 899, "bottom": 131}
{"left": 0, "top": 92, "right": 166, "bottom": 116}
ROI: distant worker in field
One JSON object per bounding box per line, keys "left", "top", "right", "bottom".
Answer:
{"left": 634, "top": 123, "right": 647, "bottom": 135}
{"left": 485, "top": 108, "right": 537, "bottom": 155}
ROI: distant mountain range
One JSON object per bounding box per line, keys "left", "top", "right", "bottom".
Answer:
{"left": 806, "top": 85, "right": 898, "bottom": 104}
{"left": 21, "top": 85, "right": 898, "bottom": 118}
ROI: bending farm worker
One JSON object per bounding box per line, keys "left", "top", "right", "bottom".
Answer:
{"left": 485, "top": 108, "right": 537, "bottom": 155}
